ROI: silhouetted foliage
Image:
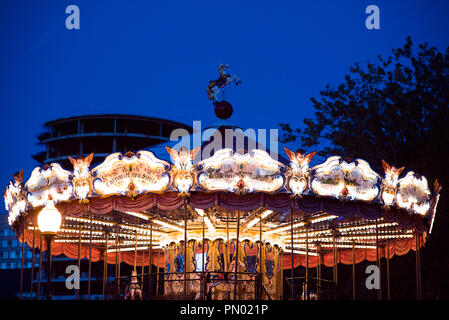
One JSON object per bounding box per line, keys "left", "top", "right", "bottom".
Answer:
{"left": 281, "top": 37, "right": 449, "bottom": 299}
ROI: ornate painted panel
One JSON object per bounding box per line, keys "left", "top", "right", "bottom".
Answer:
{"left": 91, "top": 151, "right": 171, "bottom": 197}
{"left": 4, "top": 170, "right": 27, "bottom": 225}
{"left": 310, "top": 156, "right": 380, "bottom": 201}
{"left": 25, "top": 163, "right": 73, "bottom": 207}
{"left": 196, "top": 149, "right": 285, "bottom": 194}
{"left": 396, "top": 172, "right": 431, "bottom": 215}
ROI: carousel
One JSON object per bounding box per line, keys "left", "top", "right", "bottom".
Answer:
{"left": 3, "top": 66, "right": 442, "bottom": 301}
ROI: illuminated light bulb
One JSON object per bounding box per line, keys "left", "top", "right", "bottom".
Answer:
{"left": 37, "top": 201, "right": 62, "bottom": 235}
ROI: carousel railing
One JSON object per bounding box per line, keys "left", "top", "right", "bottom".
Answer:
{"left": 109, "top": 270, "right": 264, "bottom": 300}
{"left": 286, "top": 275, "right": 335, "bottom": 300}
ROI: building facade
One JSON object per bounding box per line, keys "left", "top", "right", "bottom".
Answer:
{"left": 0, "top": 213, "right": 39, "bottom": 299}
{"left": 32, "top": 114, "right": 192, "bottom": 169}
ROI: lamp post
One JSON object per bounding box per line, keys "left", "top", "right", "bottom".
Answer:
{"left": 37, "top": 200, "right": 62, "bottom": 300}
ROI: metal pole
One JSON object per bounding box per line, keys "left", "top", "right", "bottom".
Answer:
{"left": 134, "top": 230, "right": 138, "bottom": 271}
{"left": 184, "top": 199, "right": 188, "bottom": 300}
{"left": 290, "top": 201, "right": 295, "bottom": 300}
{"left": 259, "top": 217, "right": 263, "bottom": 300}
{"left": 118, "top": 245, "right": 121, "bottom": 298}
{"left": 418, "top": 235, "right": 422, "bottom": 300}
{"left": 103, "top": 232, "right": 108, "bottom": 300}
{"left": 316, "top": 245, "right": 321, "bottom": 299}
{"left": 386, "top": 240, "right": 390, "bottom": 300}
{"left": 226, "top": 211, "right": 230, "bottom": 271}
{"left": 202, "top": 215, "right": 205, "bottom": 300}
{"left": 88, "top": 211, "right": 93, "bottom": 300}
{"left": 352, "top": 240, "right": 356, "bottom": 300}
{"left": 333, "top": 234, "right": 337, "bottom": 300}
{"left": 46, "top": 235, "right": 53, "bottom": 300}
{"left": 155, "top": 253, "right": 159, "bottom": 296}
{"left": 305, "top": 223, "right": 309, "bottom": 300}
{"left": 141, "top": 249, "right": 145, "bottom": 296}
{"left": 30, "top": 228, "right": 35, "bottom": 299}
{"left": 233, "top": 210, "right": 240, "bottom": 300}
{"left": 19, "top": 231, "right": 25, "bottom": 300}
{"left": 37, "top": 234, "right": 43, "bottom": 300}
{"left": 375, "top": 219, "right": 381, "bottom": 300}
{"left": 149, "top": 223, "right": 153, "bottom": 300}
{"left": 415, "top": 233, "right": 422, "bottom": 300}
{"left": 76, "top": 223, "right": 81, "bottom": 300}
{"left": 114, "top": 223, "right": 120, "bottom": 299}
{"left": 115, "top": 224, "right": 119, "bottom": 297}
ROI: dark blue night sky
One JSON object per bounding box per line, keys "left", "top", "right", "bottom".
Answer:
{"left": 1, "top": 0, "right": 448, "bottom": 201}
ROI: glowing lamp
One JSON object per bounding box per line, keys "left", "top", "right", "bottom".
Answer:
{"left": 38, "top": 201, "right": 62, "bottom": 235}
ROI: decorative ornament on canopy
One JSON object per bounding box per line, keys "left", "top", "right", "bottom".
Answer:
{"left": 25, "top": 163, "right": 73, "bottom": 208}
{"left": 206, "top": 64, "right": 241, "bottom": 120}
{"left": 380, "top": 160, "right": 404, "bottom": 208}
{"left": 3, "top": 169, "right": 27, "bottom": 225}
{"left": 166, "top": 146, "right": 201, "bottom": 197}
{"left": 396, "top": 172, "right": 431, "bottom": 215}
{"left": 380, "top": 160, "right": 431, "bottom": 215}
{"left": 310, "top": 156, "right": 381, "bottom": 201}
{"left": 196, "top": 149, "right": 285, "bottom": 194}
{"left": 68, "top": 153, "right": 94, "bottom": 203}
{"left": 91, "top": 151, "right": 171, "bottom": 197}
{"left": 284, "top": 147, "right": 317, "bottom": 197}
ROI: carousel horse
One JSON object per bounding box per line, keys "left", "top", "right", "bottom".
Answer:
{"left": 124, "top": 270, "right": 142, "bottom": 300}
{"left": 225, "top": 256, "right": 246, "bottom": 296}
{"left": 206, "top": 64, "right": 241, "bottom": 103}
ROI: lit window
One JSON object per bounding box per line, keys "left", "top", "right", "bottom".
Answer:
{"left": 12, "top": 240, "right": 18, "bottom": 247}
{"left": 0, "top": 263, "right": 6, "bottom": 269}
{"left": 1, "top": 240, "right": 7, "bottom": 248}
{"left": 2, "top": 251, "right": 8, "bottom": 259}
{"left": 11, "top": 262, "right": 16, "bottom": 269}
{"left": 10, "top": 251, "right": 16, "bottom": 259}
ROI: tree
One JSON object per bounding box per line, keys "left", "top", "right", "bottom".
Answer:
{"left": 280, "top": 37, "right": 449, "bottom": 299}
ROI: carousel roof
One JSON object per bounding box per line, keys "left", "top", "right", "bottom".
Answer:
{"left": 142, "top": 123, "right": 289, "bottom": 164}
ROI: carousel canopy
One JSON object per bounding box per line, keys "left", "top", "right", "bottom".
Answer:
{"left": 3, "top": 140, "right": 441, "bottom": 268}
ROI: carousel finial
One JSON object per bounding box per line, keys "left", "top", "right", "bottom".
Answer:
{"left": 206, "top": 64, "right": 241, "bottom": 119}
